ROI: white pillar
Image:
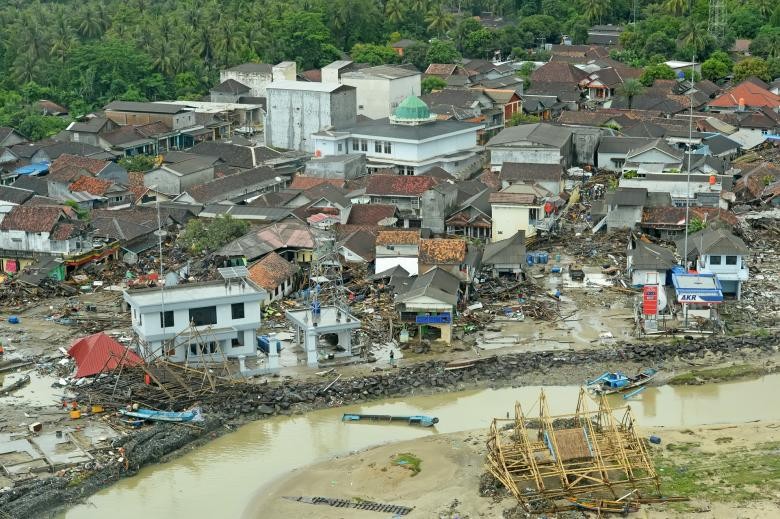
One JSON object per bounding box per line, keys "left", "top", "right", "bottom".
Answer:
{"left": 305, "top": 328, "right": 319, "bottom": 367}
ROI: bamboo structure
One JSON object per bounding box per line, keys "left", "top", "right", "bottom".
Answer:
{"left": 486, "top": 388, "right": 661, "bottom": 513}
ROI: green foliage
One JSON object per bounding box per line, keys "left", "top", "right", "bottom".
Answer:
{"left": 118, "top": 156, "right": 157, "bottom": 173}
{"left": 425, "top": 40, "right": 461, "bottom": 67}
{"left": 463, "top": 28, "right": 498, "bottom": 59}
{"left": 508, "top": 112, "right": 540, "bottom": 126}
{"left": 64, "top": 200, "right": 90, "bottom": 220}
{"left": 749, "top": 26, "right": 780, "bottom": 60}
{"left": 733, "top": 57, "right": 771, "bottom": 82}
{"left": 392, "top": 452, "right": 422, "bottom": 476}
{"left": 350, "top": 44, "right": 397, "bottom": 66}
{"left": 617, "top": 79, "right": 644, "bottom": 109}
{"left": 178, "top": 215, "right": 249, "bottom": 254}
{"left": 730, "top": 7, "right": 766, "bottom": 39}
{"left": 687, "top": 216, "right": 706, "bottom": 234}
{"left": 701, "top": 58, "right": 730, "bottom": 81}
{"left": 16, "top": 113, "right": 69, "bottom": 141}
{"left": 639, "top": 64, "right": 676, "bottom": 87}
{"left": 421, "top": 76, "right": 446, "bottom": 94}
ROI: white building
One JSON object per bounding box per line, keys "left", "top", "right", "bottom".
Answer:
{"left": 489, "top": 185, "right": 544, "bottom": 240}
{"left": 678, "top": 227, "right": 750, "bottom": 299}
{"left": 123, "top": 279, "right": 267, "bottom": 363}
{"left": 219, "top": 62, "right": 297, "bottom": 97}
{"left": 265, "top": 81, "right": 357, "bottom": 152}
{"left": 312, "top": 96, "right": 484, "bottom": 178}
{"left": 487, "top": 123, "right": 574, "bottom": 171}
{"left": 337, "top": 65, "right": 421, "bottom": 119}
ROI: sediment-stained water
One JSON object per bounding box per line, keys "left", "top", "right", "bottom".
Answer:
{"left": 61, "top": 374, "right": 780, "bottom": 519}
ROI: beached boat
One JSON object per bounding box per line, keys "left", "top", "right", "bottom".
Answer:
{"left": 565, "top": 497, "right": 639, "bottom": 514}
{"left": 119, "top": 407, "right": 202, "bottom": 423}
{"left": 342, "top": 413, "right": 439, "bottom": 427}
{"left": 587, "top": 368, "right": 658, "bottom": 395}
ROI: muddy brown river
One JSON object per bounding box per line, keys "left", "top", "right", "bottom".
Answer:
{"left": 60, "top": 374, "right": 780, "bottom": 519}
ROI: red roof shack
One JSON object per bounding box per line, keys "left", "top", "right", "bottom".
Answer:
{"left": 68, "top": 332, "right": 143, "bottom": 378}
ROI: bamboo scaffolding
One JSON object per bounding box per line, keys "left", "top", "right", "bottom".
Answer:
{"left": 485, "top": 388, "right": 667, "bottom": 513}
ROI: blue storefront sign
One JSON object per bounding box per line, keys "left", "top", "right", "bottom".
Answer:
{"left": 415, "top": 313, "right": 452, "bottom": 324}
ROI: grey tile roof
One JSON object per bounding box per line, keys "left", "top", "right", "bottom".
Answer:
{"left": 0, "top": 185, "right": 34, "bottom": 204}
{"left": 341, "top": 118, "right": 481, "bottom": 141}
{"left": 224, "top": 63, "right": 273, "bottom": 74}
{"left": 487, "top": 123, "right": 572, "bottom": 148}
{"left": 211, "top": 79, "right": 250, "bottom": 94}
{"left": 483, "top": 231, "right": 526, "bottom": 265}
{"left": 500, "top": 162, "right": 563, "bottom": 182}
{"left": 628, "top": 238, "right": 676, "bottom": 270}
{"left": 598, "top": 136, "right": 655, "bottom": 155}
{"left": 677, "top": 227, "right": 749, "bottom": 258}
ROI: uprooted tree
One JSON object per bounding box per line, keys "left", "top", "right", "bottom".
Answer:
{"left": 178, "top": 215, "right": 248, "bottom": 254}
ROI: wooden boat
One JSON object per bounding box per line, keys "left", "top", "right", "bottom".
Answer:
{"left": 0, "top": 374, "right": 30, "bottom": 396}
{"left": 587, "top": 368, "right": 658, "bottom": 395}
{"left": 119, "top": 407, "right": 202, "bottom": 423}
{"left": 565, "top": 497, "right": 639, "bottom": 513}
{"left": 342, "top": 413, "right": 439, "bottom": 427}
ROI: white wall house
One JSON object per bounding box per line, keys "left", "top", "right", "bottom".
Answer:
{"left": 487, "top": 123, "right": 574, "bottom": 171}
{"left": 680, "top": 228, "right": 750, "bottom": 299}
{"left": 338, "top": 65, "right": 422, "bottom": 119}
{"left": 489, "top": 188, "right": 543, "bottom": 240}
{"left": 220, "top": 63, "right": 274, "bottom": 97}
{"left": 311, "top": 96, "right": 484, "bottom": 179}
{"left": 124, "top": 280, "right": 267, "bottom": 363}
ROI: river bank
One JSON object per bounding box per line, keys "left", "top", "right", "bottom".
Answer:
{"left": 252, "top": 420, "right": 780, "bottom": 518}
{"left": 1, "top": 333, "right": 778, "bottom": 518}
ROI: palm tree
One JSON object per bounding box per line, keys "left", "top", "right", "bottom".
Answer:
{"left": 50, "top": 19, "right": 76, "bottom": 63}
{"left": 754, "top": 0, "right": 773, "bottom": 17}
{"left": 662, "top": 0, "right": 687, "bottom": 16}
{"left": 681, "top": 20, "right": 708, "bottom": 57}
{"left": 617, "top": 79, "right": 644, "bottom": 109}
{"left": 196, "top": 25, "right": 215, "bottom": 65}
{"left": 582, "top": 0, "right": 609, "bottom": 24}
{"left": 12, "top": 51, "right": 39, "bottom": 84}
{"left": 385, "top": 0, "right": 405, "bottom": 25}
{"left": 78, "top": 8, "right": 104, "bottom": 39}
{"left": 425, "top": 4, "right": 453, "bottom": 37}
{"left": 411, "top": 0, "right": 430, "bottom": 16}
{"left": 150, "top": 38, "right": 174, "bottom": 76}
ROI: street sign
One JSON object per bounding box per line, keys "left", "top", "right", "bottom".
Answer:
{"left": 415, "top": 313, "right": 451, "bottom": 324}
{"left": 642, "top": 285, "right": 658, "bottom": 316}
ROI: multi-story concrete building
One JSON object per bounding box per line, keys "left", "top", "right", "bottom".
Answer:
{"left": 123, "top": 279, "right": 267, "bottom": 363}
{"left": 265, "top": 81, "right": 357, "bottom": 152}
{"left": 337, "top": 65, "right": 421, "bottom": 119}
{"left": 312, "top": 96, "right": 484, "bottom": 178}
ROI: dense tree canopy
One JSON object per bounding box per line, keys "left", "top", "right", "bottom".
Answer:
{"left": 0, "top": 0, "right": 777, "bottom": 138}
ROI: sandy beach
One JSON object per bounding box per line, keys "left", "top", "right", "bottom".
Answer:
{"left": 250, "top": 421, "right": 780, "bottom": 518}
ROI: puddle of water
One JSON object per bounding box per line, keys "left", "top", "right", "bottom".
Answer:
{"left": 60, "top": 374, "right": 780, "bottom": 519}
{"left": 1, "top": 371, "right": 65, "bottom": 407}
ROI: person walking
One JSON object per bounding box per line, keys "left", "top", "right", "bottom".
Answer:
{"left": 389, "top": 349, "right": 395, "bottom": 367}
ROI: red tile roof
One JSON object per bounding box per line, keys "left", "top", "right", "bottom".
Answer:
{"left": 366, "top": 174, "right": 440, "bottom": 197}
{"left": 127, "top": 171, "right": 147, "bottom": 201}
{"left": 50, "top": 154, "right": 108, "bottom": 175}
{"left": 0, "top": 205, "right": 63, "bottom": 232}
{"left": 376, "top": 229, "right": 420, "bottom": 246}
{"left": 709, "top": 81, "right": 780, "bottom": 109}
{"left": 69, "top": 176, "right": 113, "bottom": 196}
{"left": 346, "top": 204, "right": 397, "bottom": 225}
{"left": 419, "top": 238, "right": 467, "bottom": 264}
{"left": 425, "top": 64, "right": 458, "bottom": 76}
{"left": 248, "top": 252, "right": 299, "bottom": 291}
{"left": 289, "top": 175, "right": 345, "bottom": 190}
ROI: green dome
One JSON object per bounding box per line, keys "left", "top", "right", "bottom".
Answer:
{"left": 393, "top": 96, "right": 431, "bottom": 121}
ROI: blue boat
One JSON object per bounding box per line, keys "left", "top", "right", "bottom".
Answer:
{"left": 119, "top": 407, "right": 203, "bottom": 423}
{"left": 342, "top": 413, "right": 439, "bottom": 427}
{"left": 587, "top": 368, "right": 657, "bottom": 395}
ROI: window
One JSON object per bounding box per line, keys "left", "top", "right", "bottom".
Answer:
{"left": 352, "top": 139, "right": 359, "bottom": 151}
{"left": 189, "top": 344, "right": 197, "bottom": 355}
{"left": 189, "top": 306, "right": 217, "bottom": 326}
{"left": 160, "top": 310, "right": 174, "bottom": 328}
{"left": 337, "top": 143, "right": 343, "bottom": 152}
{"left": 375, "top": 140, "right": 382, "bottom": 153}
{"left": 709, "top": 255, "right": 722, "bottom": 265}
{"left": 231, "top": 334, "right": 245, "bottom": 348}
{"left": 360, "top": 139, "right": 367, "bottom": 152}
{"left": 384, "top": 141, "right": 392, "bottom": 154}
{"left": 725, "top": 255, "right": 737, "bottom": 265}
{"left": 231, "top": 302, "right": 245, "bottom": 320}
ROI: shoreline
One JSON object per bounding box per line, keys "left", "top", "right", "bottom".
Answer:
{"left": 2, "top": 333, "right": 778, "bottom": 518}
{"left": 247, "top": 420, "right": 780, "bottom": 519}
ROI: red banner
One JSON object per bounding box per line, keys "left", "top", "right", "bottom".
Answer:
{"left": 643, "top": 285, "right": 658, "bottom": 316}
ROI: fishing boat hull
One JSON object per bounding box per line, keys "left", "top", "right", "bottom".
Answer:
{"left": 342, "top": 413, "right": 439, "bottom": 427}
{"left": 589, "top": 369, "right": 658, "bottom": 395}
{"left": 119, "top": 407, "right": 202, "bottom": 423}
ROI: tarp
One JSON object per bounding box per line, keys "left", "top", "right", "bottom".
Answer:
{"left": 67, "top": 332, "right": 144, "bottom": 378}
